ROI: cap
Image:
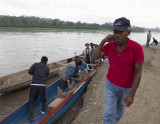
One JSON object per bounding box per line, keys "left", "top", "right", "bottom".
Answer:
{"left": 112, "top": 17, "right": 131, "bottom": 31}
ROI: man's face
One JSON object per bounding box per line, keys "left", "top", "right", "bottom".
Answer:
{"left": 113, "top": 30, "right": 129, "bottom": 44}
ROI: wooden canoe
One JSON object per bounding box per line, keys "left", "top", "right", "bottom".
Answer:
{"left": 0, "top": 59, "right": 108, "bottom": 124}
{"left": 0, "top": 55, "right": 82, "bottom": 93}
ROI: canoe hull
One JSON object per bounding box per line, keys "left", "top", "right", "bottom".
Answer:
{"left": 0, "top": 56, "right": 79, "bottom": 93}
{"left": 39, "top": 59, "right": 108, "bottom": 124}
{"left": 0, "top": 59, "right": 108, "bottom": 124}
{"left": 43, "top": 77, "right": 91, "bottom": 124}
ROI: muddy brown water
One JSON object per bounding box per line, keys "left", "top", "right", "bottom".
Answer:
{"left": 0, "top": 31, "right": 152, "bottom": 77}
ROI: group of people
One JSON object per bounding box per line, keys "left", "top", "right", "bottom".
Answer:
{"left": 28, "top": 17, "right": 144, "bottom": 124}
{"left": 146, "top": 30, "right": 159, "bottom": 47}
{"left": 28, "top": 56, "right": 90, "bottom": 120}
{"left": 83, "top": 42, "right": 104, "bottom": 64}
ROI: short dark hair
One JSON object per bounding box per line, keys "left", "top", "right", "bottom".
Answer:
{"left": 41, "top": 56, "right": 48, "bottom": 64}
{"left": 76, "top": 60, "right": 82, "bottom": 65}
{"left": 67, "top": 58, "right": 72, "bottom": 63}
{"left": 85, "top": 43, "right": 89, "bottom": 46}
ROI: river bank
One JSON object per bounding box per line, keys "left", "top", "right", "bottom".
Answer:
{"left": 0, "top": 27, "right": 109, "bottom": 32}
{"left": 72, "top": 45, "right": 160, "bottom": 124}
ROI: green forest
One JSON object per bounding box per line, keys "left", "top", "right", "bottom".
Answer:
{"left": 0, "top": 15, "right": 145, "bottom": 32}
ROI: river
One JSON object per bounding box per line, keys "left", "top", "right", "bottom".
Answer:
{"left": 1, "top": 31, "right": 160, "bottom": 77}
{"left": 0, "top": 31, "right": 160, "bottom": 120}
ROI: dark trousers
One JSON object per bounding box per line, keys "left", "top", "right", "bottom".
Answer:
{"left": 62, "top": 81, "right": 68, "bottom": 91}
{"left": 86, "top": 56, "right": 90, "bottom": 64}
{"left": 29, "top": 85, "right": 46, "bottom": 106}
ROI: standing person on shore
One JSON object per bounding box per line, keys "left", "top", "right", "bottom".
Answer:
{"left": 28, "top": 56, "right": 49, "bottom": 120}
{"left": 83, "top": 43, "right": 91, "bottom": 63}
{"left": 146, "top": 29, "right": 152, "bottom": 47}
{"left": 92, "top": 17, "right": 144, "bottom": 124}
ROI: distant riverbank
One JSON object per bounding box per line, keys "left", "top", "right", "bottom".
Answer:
{"left": 0, "top": 27, "right": 109, "bottom": 32}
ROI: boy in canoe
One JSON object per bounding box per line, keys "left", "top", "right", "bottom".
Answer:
{"left": 79, "top": 59, "right": 90, "bottom": 73}
{"left": 92, "top": 17, "right": 144, "bottom": 124}
{"left": 28, "top": 56, "right": 49, "bottom": 120}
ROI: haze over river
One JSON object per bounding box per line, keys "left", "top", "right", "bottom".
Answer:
{"left": 0, "top": 31, "right": 160, "bottom": 120}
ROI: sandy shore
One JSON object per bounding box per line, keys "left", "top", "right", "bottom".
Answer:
{"left": 71, "top": 45, "right": 160, "bottom": 124}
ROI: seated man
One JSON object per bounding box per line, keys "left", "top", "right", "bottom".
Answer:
{"left": 79, "top": 59, "right": 89, "bottom": 73}
{"left": 152, "top": 37, "right": 159, "bottom": 45}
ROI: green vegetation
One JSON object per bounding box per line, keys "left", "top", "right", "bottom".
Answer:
{"left": 144, "top": 27, "right": 160, "bottom": 32}
{"left": 131, "top": 26, "right": 145, "bottom": 32}
{"left": 0, "top": 15, "right": 145, "bottom": 32}
{"left": 0, "top": 27, "right": 109, "bottom": 32}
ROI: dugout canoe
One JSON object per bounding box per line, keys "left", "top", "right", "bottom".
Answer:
{"left": 0, "top": 55, "right": 82, "bottom": 93}
{"left": 0, "top": 58, "right": 108, "bottom": 124}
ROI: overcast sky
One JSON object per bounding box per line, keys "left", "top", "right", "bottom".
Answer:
{"left": 0, "top": 0, "right": 159, "bottom": 28}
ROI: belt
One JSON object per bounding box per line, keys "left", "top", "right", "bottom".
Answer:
{"left": 31, "top": 84, "right": 46, "bottom": 86}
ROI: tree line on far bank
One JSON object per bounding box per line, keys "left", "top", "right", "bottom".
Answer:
{"left": 0, "top": 15, "right": 145, "bottom": 32}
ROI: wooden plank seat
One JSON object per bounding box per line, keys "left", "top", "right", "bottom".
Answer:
{"left": 48, "top": 98, "right": 64, "bottom": 112}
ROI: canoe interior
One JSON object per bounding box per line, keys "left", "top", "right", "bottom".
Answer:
{"left": 0, "top": 79, "right": 64, "bottom": 124}
{"left": 38, "top": 59, "right": 108, "bottom": 124}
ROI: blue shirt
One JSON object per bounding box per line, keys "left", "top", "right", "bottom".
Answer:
{"left": 90, "top": 49, "right": 94, "bottom": 61}
{"left": 66, "top": 66, "right": 76, "bottom": 79}
{"left": 79, "top": 64, "right": 89, "bottom": 71}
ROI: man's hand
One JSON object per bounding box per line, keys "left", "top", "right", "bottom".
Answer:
{"left": 92, "top": 34, "right": 114, "bottom": 60}
{"left": 123, "top": 94, "right": 134, "bottom": 107}
{"left": 102, "top": 34, "right": 114, "bottom": 43}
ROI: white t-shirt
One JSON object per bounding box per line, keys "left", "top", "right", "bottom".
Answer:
{"left": 83, "top": 48, "right": 91, "bottom": 56}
